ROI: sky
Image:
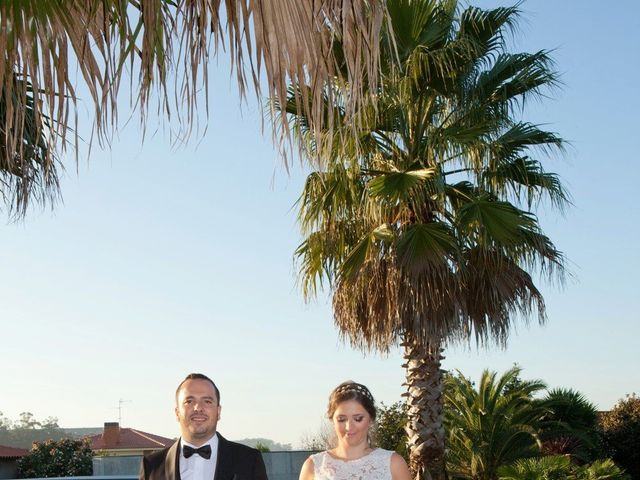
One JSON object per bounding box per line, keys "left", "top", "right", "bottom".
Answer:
{"left": 1, "top": 1, "right": 638, "bottom": 449}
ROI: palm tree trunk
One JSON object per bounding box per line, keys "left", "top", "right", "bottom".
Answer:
{"left": 402, "top": 333, "right": 446, "bottom": 480}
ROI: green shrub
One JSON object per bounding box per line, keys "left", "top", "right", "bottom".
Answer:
{"left": 17, "top": 438, "right": 93, "bottom": 478}
{"left": 600, "top": 394, "right": 640, "bottom": 479}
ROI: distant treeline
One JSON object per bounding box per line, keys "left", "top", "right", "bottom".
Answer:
{"left": 0, "top": 412, "right": 90, "bottom": 448}
{"left": 235, "top": 437, "right": 292, "bottom": 451}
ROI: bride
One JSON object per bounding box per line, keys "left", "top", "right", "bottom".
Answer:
{"left": 299, "top": 381, "right": 411, "bottom": 480}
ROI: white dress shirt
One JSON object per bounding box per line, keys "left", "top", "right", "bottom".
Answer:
{"left": 179, "top": 434, "right": 219, "bottom": 480}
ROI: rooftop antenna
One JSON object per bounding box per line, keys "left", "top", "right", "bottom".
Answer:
{"left": 117, "top": 398, "right": 131, "bottom": 425}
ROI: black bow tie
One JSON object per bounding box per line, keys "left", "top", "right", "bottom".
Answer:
{"left": 183, "top": 444, "right": 212, "bottom": 459}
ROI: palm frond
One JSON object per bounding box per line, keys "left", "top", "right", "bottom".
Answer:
{"left": 490, "top": 122, "right": 563, "bottom": 158}
{"left": 339, "top": 231, "right": 376, "bottom": 283}
{"left": 367, "top": 167, "right": 436, "bottom": 201}
{"left": 0, "top": 73, "right": 61, "bottom": 217}
{"left": 396, "top": 222, "right": 459, "bottom": 272}
{"left": 457, "top": 246, "right": 546, "bottom": 346}
{"left": 2, "top": 0, "right": 390, "bottom": 214}
{"left": 386, "top": 0, "right": 455, "bottom": 61}
{"left": 457, "top": 4, "right": 521, "bottom": 57}
{"left": 471, "top": 51, "right": 559, "bottom": 107}
{"left": 484, "top": 156, "right": 571, "bottom": 210}
{"left": 456, "top": 195, "right": 537, "bottom": 245}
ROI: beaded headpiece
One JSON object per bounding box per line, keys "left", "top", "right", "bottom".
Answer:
{"left": 333, "top": 382, "right": 374, "bottom": 403}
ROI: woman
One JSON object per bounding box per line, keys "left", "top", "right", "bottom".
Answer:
{"left": 299, "top": 381, "right": 412, "bottom": 480}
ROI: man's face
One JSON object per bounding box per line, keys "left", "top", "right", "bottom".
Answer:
{"left": 175, "top": 378, "right": 221, "bottom": 446}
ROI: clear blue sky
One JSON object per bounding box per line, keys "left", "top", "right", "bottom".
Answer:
{"left": 1, "top": 1, "right": 638, "bottom": 448}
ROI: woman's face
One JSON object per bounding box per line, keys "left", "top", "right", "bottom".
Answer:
{"left": 332, "top": 399, "right": 372, "bottom": 448}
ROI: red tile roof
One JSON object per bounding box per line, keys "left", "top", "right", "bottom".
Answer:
{"left": 88, "top": 427, "right": 174, "bottom": 450}
{"left": 0, "top": 445, "right": 29, "bottom": 459}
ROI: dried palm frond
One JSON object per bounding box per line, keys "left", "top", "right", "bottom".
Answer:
{"left": 1, "top": 0, "right": 388, "bottom": 215}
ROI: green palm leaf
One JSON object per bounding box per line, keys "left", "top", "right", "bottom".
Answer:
{"left": 457, "top": 195, "right": 537, "bottom": 245}
{"left": 458, "top": 5, "right": 520, "bottom": 53}
{"left": 472, "top": 51, "right": 559, "bottom": 106}
{"left": 498, "top": 455, "right": 572, "bottom": 480}
{"left": 367, "top": 168, "right": 436, "bottom": 201}
{"left": 339, "top": 232, "right": 376, "bottom": 283}
{"left": 396, "top": 222, "right": 458, "bottom": 271}
{"left": 490, "top": 122, "right": 564, "bottom": 159}
{"left": 485, "top": 156, "right": 570, "bottom": 210}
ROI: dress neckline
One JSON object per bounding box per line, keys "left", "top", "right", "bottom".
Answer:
{"left": 326, "top": 447, "right": 379, "bottom": 463}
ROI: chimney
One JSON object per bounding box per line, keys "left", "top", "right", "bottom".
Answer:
{"left": 102, "top": 422, "right": 120, "bottom": 448}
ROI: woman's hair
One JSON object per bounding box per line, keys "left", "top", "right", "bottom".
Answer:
{"left": 327, "top": 381, "right": 376, "bottom": 420}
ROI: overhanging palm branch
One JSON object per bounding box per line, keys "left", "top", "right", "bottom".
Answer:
{"left": 0, "top": 73, "right": 60, "bottom": 217}
{"left": 1, "top": 0, "right": 388, "bottom": 215}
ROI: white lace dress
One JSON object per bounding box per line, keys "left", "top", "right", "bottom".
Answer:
{"left": 310, "top": 449, "right": 393, "bottom": 480}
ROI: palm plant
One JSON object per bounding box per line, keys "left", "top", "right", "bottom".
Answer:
{"left": 289, "top": 1, "right": 568, "bottom": 478}
{"left": 498, "top": 456, "right": 630, "bottom": 480}
{"left": 572, "top": 459, "right": 630, "bottom": 480}
{"left": 445, "top": 367, "right": 548, "bottom": 479}
{"left": 539, "top": 388, "right": 601, "bottom": 462}
{"left": 497, "top": 455, "right": 571, "bottom": 480}
{"left": 0, "top": 0, "right": 386, "bottom": 215}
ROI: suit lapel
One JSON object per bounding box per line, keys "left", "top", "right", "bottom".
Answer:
{"left": 165, "top": 440, "right": 181, "bottom": 480}
{"left": 213, "top": 433, "right": 233, "bottom": 480}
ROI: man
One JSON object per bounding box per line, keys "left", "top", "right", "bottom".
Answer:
{"left": 140, "top": 373, "right": 268, "bottom": 480}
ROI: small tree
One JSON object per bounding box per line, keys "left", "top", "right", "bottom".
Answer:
{"left": 372, "top": 402, "right": 408, "bottom": 460}
{"left": 299, "top": 421, "right": 335, "bottom": 451}
{"left": 0, "top": 411, "right": 12, "bottom": 431}
{"left": 255, "top": 442, "right": 271, "bottom": 453}
{"left": 600, "top": 394, "right": 640, "bottom": 479}
{"left": 17, "top": 438, "right": 93, "bottom": 478}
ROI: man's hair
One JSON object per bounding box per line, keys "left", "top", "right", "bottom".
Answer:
{"left": 176, "top": 373, "right": 220, "bottom": 404}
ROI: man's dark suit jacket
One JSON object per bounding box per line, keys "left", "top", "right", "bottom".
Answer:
{"left": 139, "top": 433, "right": 268, "bottom": 480}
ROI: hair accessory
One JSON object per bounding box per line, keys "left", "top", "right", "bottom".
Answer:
{"left": 334, "top": 383, "right": 374, "bottom": 403}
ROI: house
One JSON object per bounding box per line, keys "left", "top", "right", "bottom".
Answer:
{"left": 87, "top": 422, "right": 174, "bottom": 475}
{"left": 0, "top": 445, "right": 28, "bottom": 480}
{"left": 87, "top": 422, "right": 174, "bottom": 456}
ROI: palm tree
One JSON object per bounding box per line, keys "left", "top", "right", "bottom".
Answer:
{"left": 0, "top": 0, "right": 387, "bottom": 216}
{"left": 289, "top": 1, "right": 568, "bottom": 478}
{"left": 445, "top": 367, "right": 548, "bottom": 479}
